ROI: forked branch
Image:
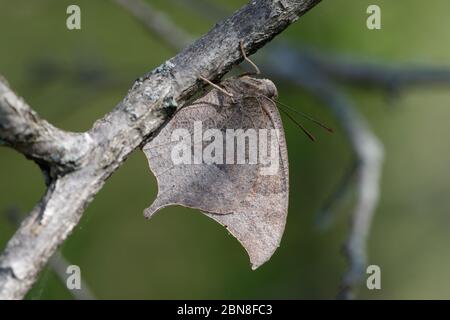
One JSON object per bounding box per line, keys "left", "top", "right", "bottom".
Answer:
{"left": 0, "top": 78, "right": 91, "bottom": 178}
{"left": 0, "top": 0, "right": 322, "bottom": 299}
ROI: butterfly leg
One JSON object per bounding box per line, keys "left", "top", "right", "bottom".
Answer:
{"left": 238, "top": 40, "right": 261, "bottom": 77}
{"left": 198, "top": 75, "right": 234, "bottom": 99}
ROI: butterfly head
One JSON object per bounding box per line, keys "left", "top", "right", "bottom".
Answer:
{"left": 225, "top": 76, "right": 278, "bottom": 100}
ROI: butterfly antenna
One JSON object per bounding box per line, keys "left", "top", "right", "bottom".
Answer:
{"left": 276, "top": 99, "right": 334, "bottom": 133}
{"left": 278, "top": 108, "right": 316, "bottom": 142}
{"left": 260, "top": 95, "right": 333, "bottom": 133}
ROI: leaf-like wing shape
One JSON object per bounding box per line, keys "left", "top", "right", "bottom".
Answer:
{"left": 142, "top": 76, "right": 289, "bottom": 269}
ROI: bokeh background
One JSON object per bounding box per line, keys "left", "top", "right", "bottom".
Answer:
{"left": 1, "top": 0, "right": 450, "bottom": 299}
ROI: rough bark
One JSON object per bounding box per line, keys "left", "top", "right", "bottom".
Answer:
{"left": 0, "top": 78, "right": 92, "bottom": 179}
{"left": 0, "top": 0, "right": 321, "bottom": 300}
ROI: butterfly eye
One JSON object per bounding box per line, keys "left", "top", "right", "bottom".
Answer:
{"left": 264, "top": 80, "right": 278, "bottom": 99}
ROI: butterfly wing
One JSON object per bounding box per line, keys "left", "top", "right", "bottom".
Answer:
{"left": 142, "top": 77, "right": 289, "bottom": 269}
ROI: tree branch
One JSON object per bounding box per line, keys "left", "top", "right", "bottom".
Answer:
{"left": 268, "top": 48, "right": 384, "bottom": 299}
{"left": 48, "top": 251, "right": 95, "bottom": 300}
{"left": 113, "top": 0, "right": 194, "bottom": 51}
{"left": 0, "top": 77, "right": 92, "bottom": 178}
{"left": 4, "top": 207, "right": 95, "bottom": 300}
{"left": 305, "top": 47, "right": 450, "bottom": 91}
{"left": 0, "top": 0, "right": 322, "bottom": 299}
{"left": 113, "top": 0, "right": 450, "bottom": 299}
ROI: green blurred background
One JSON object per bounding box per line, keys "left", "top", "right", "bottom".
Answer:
{"left": 1, "top": 0, "right": 450, "bottom": 299}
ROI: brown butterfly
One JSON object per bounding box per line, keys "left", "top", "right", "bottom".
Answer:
{"left": 142, "top": 43, "right": 331, "bottom": 269}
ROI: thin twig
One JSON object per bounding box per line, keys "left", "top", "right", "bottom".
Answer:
{"left": 113, "top": 0, "right": 193, "bottom": 51}
{"left": 271, "top": 52, "right": 385, "bottom": 298}
{"left": 168, "top": 0, "right": 229, "bottom": 22}
{"left": 4, "top": 207, "right": 96, "bottom": 300}
{"left": 48, "top": 252, "right": 95, "bottom": 300}
{"left": 176, "top": 0, "right": 450, "bottom": 93}
{"left": 268, "top": 43, "right": 450, "bottom": 94}
{"left": 118, "top": 0, "right": 383, "bottom": 299}
{"left": 116, "top": 0, "right": 450, "bottom": 299}
{"left": 315, "top": 160, "right": 358, "bottom": 230}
